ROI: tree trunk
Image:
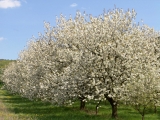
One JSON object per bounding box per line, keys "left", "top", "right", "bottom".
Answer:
{"left": 154, "top": 105, "right": 157, "bottom": 113}
{"left": 80, "top": 99, "right": 85, "bottom": 110}
{"left": 79, "top": 96, "right": 86, "bottom": 110}
{"left": 106, "top": 96, "right": 118, "bottom": 119}
{"left": 142, "top": 115, "right": 144, "bottom": 120}
{"left": 96, "top": 100, "right": 101, "bottom": 115}
{"left": 141, "top": 107, "right": 145, "bottom": 120}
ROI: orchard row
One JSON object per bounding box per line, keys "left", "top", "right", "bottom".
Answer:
{"left": 2, "top": 8, "right": 160, "bottom": 119}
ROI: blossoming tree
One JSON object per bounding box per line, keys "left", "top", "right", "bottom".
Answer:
{"left": 2, "top": 8, "right": 160, "bottom": 119}
{"left": 50, "top": 8, "right": 160, "bottom": 118}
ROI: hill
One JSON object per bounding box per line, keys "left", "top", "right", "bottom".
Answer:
{"left": 0, "top": 59, "right": 15, "bottom": 75}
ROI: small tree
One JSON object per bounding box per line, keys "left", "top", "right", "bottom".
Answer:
{"left": 121, "top": 66, "right": 160, "bottom": 120}
{"left": 121, "top": 34, "right": 160, "bottom": 120}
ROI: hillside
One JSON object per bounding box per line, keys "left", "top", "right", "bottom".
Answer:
{"left": 0, "top": 59, "right": 15, "bottom": 68}
{"left": 0, "top": 59, "right": 15, "bottom": 75}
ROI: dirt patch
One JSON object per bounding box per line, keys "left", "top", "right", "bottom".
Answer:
{"left": 0, "top": 100, "right": 19, "bottom": 120}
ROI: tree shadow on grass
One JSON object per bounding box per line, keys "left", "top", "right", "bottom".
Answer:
{"left": 0, "top": 90, "right": 109, "bottom": 120}
{"left": 3, "top": 89, "right": 159, "bottom": 120}
{"left": 118, "top": 106, "right": 160, "bottom": 120}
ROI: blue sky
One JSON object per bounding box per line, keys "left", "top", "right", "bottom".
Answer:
{"left": 0, "top": 0, "right": 160, "bottom": 60}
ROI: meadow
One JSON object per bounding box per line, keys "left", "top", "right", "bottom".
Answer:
{"left": 0, "top": 60, "right": 160, "bottom": 120}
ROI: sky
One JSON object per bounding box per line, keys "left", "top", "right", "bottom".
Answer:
{"left": 0, "top": 0, "right": 160, "bottom": 60}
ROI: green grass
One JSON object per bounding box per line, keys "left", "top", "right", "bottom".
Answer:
{"left": 0, "top": 85, "right": 160, "bottom": 120}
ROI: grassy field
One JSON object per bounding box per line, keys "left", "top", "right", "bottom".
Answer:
{"left": 0, "top": 85, "right": 160, "bottom": 120}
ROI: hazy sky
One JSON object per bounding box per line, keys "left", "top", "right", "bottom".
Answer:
{"left": 0, "top": 0, "right": 160, "bottom": 60}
